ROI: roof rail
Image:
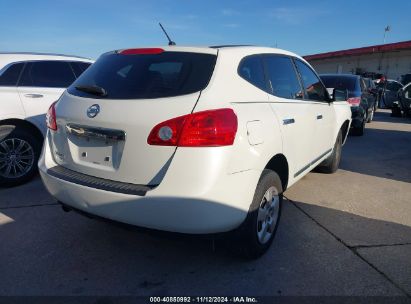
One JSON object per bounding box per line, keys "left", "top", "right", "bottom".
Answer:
{"left": 0, "top": 52, "right": 91, "bottom": 60}
{"left": 209, "top": 45, "right": 255, "bottom": 49}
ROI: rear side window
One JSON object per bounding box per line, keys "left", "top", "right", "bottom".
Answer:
{"left": 70, "top": 61, "right": 92, "bottom": 78}
{"left": 238, "top": 55, "right": 266, "bottom": 91}
{"left": 67, "top": 52, "right": 217, "bottom": 99}
{"left": 0, "top": 63, "right": 24, "bottom": 86}
{"left": 264, "top": 55, "right": 303, "bottom": 100}
{"left": 19, "top": 61, "right": 76, "bottom": 88}
{"left": 320, "top": 76, "right": 357, "bottom": 92}
{"left": 295, "top": 60, "right": 327, "bottom": 101}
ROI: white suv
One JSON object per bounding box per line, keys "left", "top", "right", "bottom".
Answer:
{"left": 0, "top": 53, "right": 93, "bottom": 186}
{"left": 39, "top": 46, "right": 351, "bottom": 257}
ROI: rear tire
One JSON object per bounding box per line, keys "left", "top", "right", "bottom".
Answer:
{"left": 351, "top": 116, "right": 365, "bottom": 136}
{"left": 316, "top": 130, "right": 342, "bottom": 174}
{"left": 228, "top": 169, "right": 283, "bottom": 259}
{"left": 0, "top": 125, "right": 42, "bottom": 187}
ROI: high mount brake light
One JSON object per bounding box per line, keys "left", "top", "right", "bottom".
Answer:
{"left": 119, "top": 48, "right": 164, "bottom": 55}
{"left": 46, "top": 101, "right": 58, "bottom": 131}
{"left": 147, "top": 108, "right": 238, "bottom": 147}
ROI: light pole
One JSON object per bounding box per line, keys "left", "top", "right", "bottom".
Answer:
{"left": 383, "top": 25, "right": 390, "bottom": 44}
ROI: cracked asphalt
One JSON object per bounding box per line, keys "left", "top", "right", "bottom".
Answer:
{"left": 0, "top": 110, "right": 410, "bottom": 297}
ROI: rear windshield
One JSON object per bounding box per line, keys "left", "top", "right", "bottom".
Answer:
{"left": 320, "top": 76, "right": 358, "bottom": 91}
{"left": 67, "top": 51, "right": 217, "bottom": 99}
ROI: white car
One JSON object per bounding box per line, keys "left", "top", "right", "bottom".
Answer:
{"left": 0, "top": 53, "right": 93, "bottom": 186}
{"left": 39, "top": 46, "right": 351, "bottom": 258}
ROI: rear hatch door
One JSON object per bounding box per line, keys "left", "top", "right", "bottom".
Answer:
{"left": 50, "top": 48, "right": 217, "bottom": 185}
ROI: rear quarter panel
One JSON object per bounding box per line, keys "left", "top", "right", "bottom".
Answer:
{"left": 194, "top": 49, "right": 284, "bottom": 175}
{"left": 332, "top": 101, "right": 352, "bottom": 144}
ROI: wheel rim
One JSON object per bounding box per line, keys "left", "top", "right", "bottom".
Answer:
{"left": 0, "top": 138, "right": 34, "bottom": 179}
{"left": 257, "top": 186, "right": 280, "bottom": 244}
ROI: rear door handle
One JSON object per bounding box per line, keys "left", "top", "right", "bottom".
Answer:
{"left": 283, "top": 118, "right": 295, "bottom": 125}
{"left": 317, "top": 114, "right": 323, "bottom": 120}
{"left": 24, "top": 93, "right": 44, "bottom": 98}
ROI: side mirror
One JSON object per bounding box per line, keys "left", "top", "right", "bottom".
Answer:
{"left": 333, "top": 88, "right": 348, "bottom": 101}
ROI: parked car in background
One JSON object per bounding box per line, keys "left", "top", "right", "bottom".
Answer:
{"left": 363, "top": 77, "right": 379, "bottom": 112}
{"left": 400, "top": 74, "right": 411, "bottom": 86}
{"left": 394, "top": 82, "right": 411, "bottom": 117}
{"left": 320, "top": 74, "right": 376, "bottom": 136}
{"left": 374, "top": 79, "right": 403, "bottom": 108}
{"left": 0, "top": 52, "right": 93, "bottom": 186}
{"left": 39, "top": 46, "right": 351, "bottom": 258}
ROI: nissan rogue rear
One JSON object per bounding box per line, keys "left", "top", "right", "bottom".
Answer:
{"left": 39, "top": 46, "right": 351, "bottom": 258}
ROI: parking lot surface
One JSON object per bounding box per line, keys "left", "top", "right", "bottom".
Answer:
{"left": 0, "top": 110, "right": 410, "bottom": 296}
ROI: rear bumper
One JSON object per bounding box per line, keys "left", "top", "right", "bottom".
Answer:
{"left": 39, "top": 133, "right": 261, "bottom": 234}
{"left": 350, "top": 106, "right": 365, "bottom": 128}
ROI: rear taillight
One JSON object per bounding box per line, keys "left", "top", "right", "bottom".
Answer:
{"left": 46, "top": 101, "right": 58, "bottom": 131}
{"left": 147, "top": 108, "right": 238, "bottom": 147}
{"left": 347, "top": 97, "right": 361, "bottom": 107}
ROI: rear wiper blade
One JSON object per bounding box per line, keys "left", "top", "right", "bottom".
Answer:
{"left": 75, "top": 85, "right": 107, "bottom": 97}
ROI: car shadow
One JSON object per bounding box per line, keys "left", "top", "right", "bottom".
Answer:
{"left": 288, "top": 199, "right": 411, "bottom": 247}
{"left": 341, "top": 116, "right": 411, "bottom": 183}
{"left": 0, "top": 196, "right": 409, "bottom": 296}
{"left": 373, "top": 110, "right": 411, "bottom": 124}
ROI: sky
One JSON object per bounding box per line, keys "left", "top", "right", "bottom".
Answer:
{"left": 1, "top": 0, "right": 410, "bottom": 60}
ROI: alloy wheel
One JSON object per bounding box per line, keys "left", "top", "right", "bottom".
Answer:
{"left": 0, "top": 138, "right": 35, "bottom": 179}
{"left": 256, "top": 186, "right": 280, "bottom": 244}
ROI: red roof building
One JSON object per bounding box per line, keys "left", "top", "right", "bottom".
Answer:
{"left": 304, "top": 40, "right": 411, "bottom": 80}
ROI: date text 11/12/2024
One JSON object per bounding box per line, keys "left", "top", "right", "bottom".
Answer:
{"left": 149, "top": 296, "right": 258, "bottom": 303}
